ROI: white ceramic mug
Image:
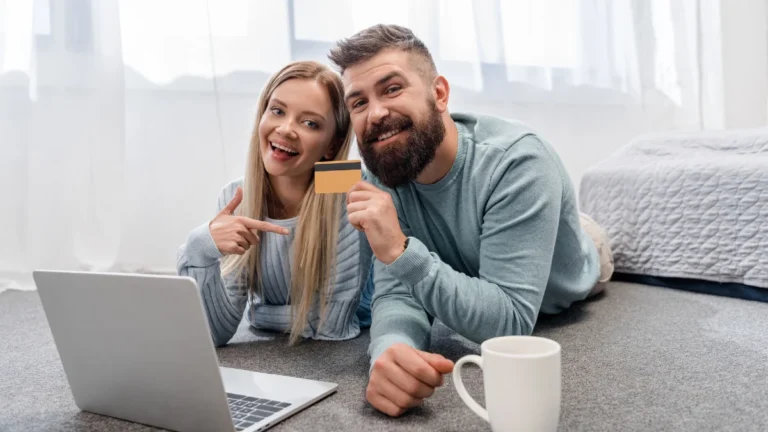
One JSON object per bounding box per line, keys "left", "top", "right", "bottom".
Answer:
{"left": 453, "top": 336, "right": 561, "bottom": 432}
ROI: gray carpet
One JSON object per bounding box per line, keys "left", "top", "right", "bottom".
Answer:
{"left": 1, "top": 282, "right": 767, "bottom": 431}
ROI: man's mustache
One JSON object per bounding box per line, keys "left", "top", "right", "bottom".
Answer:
{"left": 363, "top": 116, "right": 414, "bottom": 145}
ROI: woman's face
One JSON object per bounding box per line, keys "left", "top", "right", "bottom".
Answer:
{"left": 258, "top": 78, "right": 337, "bottom": 181}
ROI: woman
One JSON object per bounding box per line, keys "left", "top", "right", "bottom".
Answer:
{"left": 177, "top": 61, "right": 373, "bottom": 346}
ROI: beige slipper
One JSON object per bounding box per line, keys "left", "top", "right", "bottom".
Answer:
{"left": 579, "top": 213, "right": 614, "bottom": 295}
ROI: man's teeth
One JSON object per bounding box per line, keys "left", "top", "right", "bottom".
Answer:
{"left": 377, "top": 128, "right": 402, "bottom": 142}
{"left": 271, "top": 142, "right": 299, "bottom": 154}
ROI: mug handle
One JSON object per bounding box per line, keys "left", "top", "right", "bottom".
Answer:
{"left": 452, "top": 355, "right": 489, "bottom": 422}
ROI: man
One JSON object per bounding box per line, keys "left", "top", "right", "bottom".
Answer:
{"left": 329, "top": 24, "right": 614, "bottom": 417}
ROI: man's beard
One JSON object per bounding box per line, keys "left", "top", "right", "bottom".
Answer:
{"left": 358, "top": 99, "right": 445, "bottom": 188}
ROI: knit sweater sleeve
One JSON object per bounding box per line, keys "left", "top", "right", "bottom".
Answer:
{"left": 177, "top": 180, "right": 370, "bottom": 345}
{"left": 175, "top": 181, "right": 251, "bottom": 346}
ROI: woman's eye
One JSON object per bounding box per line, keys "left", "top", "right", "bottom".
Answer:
{"left": 304, "top": 120, "right": 318, "bottom": 129}
{"left": 270, "top": 107, "right": 283, "bottom": 115}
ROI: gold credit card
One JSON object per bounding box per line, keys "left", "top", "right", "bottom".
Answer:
{"left": 314, "top": 160, "right": 362, "bottom": 194}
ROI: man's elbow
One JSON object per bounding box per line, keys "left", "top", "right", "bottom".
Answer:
{"left": 519, "top": 319, "right": 535, "bottom": 336}
{"left": 211, "top": 333, "right": 232, "bottom": 348}
{"left": 498, "top": 310, "right": 535, "bottom": 337}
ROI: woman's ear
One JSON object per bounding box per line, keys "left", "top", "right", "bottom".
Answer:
{"left": 323, "top": 139, "right": 340, "bottom": 161}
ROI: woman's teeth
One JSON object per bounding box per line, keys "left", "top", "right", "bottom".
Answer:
{"left": 271, "top": 142, "right": 299, "bottom": 155}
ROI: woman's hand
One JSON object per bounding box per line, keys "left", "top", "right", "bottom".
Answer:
{"left": 210, "top": 187, "right": 289, "bottom": 255}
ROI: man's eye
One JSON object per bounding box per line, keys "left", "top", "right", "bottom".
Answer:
{"left": 385, "top": 85, "right": 401, "bottom": 94}
{"left": 352, "top": 100, "right": 366, "bottom": 109}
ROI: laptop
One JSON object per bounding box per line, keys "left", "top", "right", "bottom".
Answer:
{"left": 33, "top": 270, "right": 338, "bottom": 432}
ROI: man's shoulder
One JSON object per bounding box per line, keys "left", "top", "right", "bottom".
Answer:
{"left": 452, "top": 112, "right": 540, "bottom": 149}
{"left": 453, "top": 112, "right": 557, "bottom": 167}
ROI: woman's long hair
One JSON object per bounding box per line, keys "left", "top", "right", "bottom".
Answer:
{"left": 221, "top": 61, "right": 353, "bottom": 344}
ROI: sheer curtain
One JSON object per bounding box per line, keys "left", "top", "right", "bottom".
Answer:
{"left": 0, "top": 0, "right": 723, "bottom": 291}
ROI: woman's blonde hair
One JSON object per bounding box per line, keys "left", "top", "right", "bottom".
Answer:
{"left": 221, "top": 61, "right": 353, "bottom": 344}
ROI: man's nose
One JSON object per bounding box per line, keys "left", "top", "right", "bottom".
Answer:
{"left": 367, "top": 101, "right": 390, "bottom": 127}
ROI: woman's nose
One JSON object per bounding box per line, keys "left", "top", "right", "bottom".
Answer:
{"left": 276, "top": 119, "right": 298, "bottom": 139}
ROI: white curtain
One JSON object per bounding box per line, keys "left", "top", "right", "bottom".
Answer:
{"left": 0, "top": 0, "right": 726, "bottom": 291}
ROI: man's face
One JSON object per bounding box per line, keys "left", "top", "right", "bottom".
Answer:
{"left": 342, "top": 50, "right": 445, "bottom": 188}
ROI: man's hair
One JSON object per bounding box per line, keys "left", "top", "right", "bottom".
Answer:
{"left": 328, "top": 24, "right": 437, "bottom": 79}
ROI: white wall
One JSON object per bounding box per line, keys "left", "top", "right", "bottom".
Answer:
{"left": 719, "top": 0, "right": 768, "bottom": 129}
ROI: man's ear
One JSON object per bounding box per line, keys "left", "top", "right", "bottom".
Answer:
{"left": 432, "top": 75, "right": 450, "bottom": 113}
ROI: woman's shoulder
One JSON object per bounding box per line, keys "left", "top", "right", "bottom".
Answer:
{"left": 220, "top": 178, "right": 244, "bottom": 195}
{"left": 337, "top": 206, "right": 372, "bottom": 259}
{"left": 215, "top": 178, "right": 244, "bottom": 211}
{"left": 337, "top": 205, "right": 356, "bottom": 233}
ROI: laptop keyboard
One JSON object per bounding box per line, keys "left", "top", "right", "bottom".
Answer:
{"left": 227, "top": 393, "right": 292, "bottom": 431}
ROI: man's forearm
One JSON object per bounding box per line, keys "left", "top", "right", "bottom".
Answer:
{"left": 384, "top": 237, "right": 544, "bottom": 344}
{"left": 368, "top": 260, "right": 433, "bottom": 367}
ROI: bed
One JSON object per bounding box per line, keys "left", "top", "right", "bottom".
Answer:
{"left": 579, "top": 128, "right": 768, "bottom": 300}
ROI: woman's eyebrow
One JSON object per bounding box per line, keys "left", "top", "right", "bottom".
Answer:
{"left": 271, "top": 98, "right": 326, "bottom": 121}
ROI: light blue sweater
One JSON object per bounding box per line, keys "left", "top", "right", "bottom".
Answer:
{"left": 367, "top": 112, "right": 600, "bottom": 365}
{"left": 176, "top": 179, "right": 374, "bottom": 346}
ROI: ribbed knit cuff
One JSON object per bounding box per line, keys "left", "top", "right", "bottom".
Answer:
{"left": 368, "top": 333, "right": 418, "bottom": 373}
{"left": 185, "top": 221, "right": 223, "bottom": 267}
{"left": 384, "top": 236, "right": 432, "bottom": 288}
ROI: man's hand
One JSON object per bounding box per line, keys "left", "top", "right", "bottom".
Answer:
{"left": 346, "top": 181, "right": 407, "bottom": 264}
{"left": 209, "top": 187, "right": 289, "bottom": 255}
{"left": 366, "top": 343, "right": 455, "bottom": 417}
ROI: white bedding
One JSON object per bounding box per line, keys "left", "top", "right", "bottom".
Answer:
{"left": 579, "top": 128, "right": 768, "bottom": 289}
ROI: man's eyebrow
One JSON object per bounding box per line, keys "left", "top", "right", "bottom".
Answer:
{"left": 344, "top": 72, "right": 408, "bottom": 103}
{"left": 375, "top": 71, "right": 406, "bottom": 87}
{"left": 344, "top": 90, "right": 362, "bottom": 104}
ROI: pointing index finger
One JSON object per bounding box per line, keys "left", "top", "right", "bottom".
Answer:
{"left": 238, "top": 217, "right": 289, "bottom": 235}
